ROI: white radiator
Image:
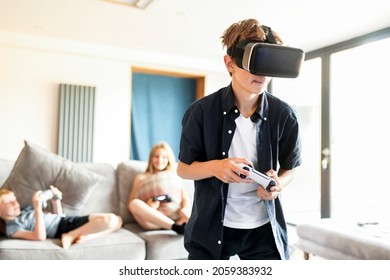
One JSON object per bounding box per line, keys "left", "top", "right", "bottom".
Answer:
{"left": 58, "top": 84, "right": 95, "bottom": 162}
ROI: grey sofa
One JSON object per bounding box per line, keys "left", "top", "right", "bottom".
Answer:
{"left": 296, "top": 218, "right": 390, "bottom": 260}
{"left": 0, "top": 147, "right": 194, "bottom": 260}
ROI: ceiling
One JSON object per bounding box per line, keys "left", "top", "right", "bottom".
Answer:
{"left": 0, "top": 0, "right": 389, "bottom": 65}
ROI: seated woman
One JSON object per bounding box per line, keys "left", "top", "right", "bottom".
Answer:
{"left": 128, "top": 142, "right": 190, "bottom": 234}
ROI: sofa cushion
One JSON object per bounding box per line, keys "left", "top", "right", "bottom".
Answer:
{"left": 0, "top": 228, "right": 146, "bottom": 260}
{"left": 71, "top": 162, "right": 119, "bottom": 216}
{"left": 135, "top": 170, "right": 183, "bottom": 204}
{"left": 1, "top": 140, "right": 104, "bottom": 212}
{"left": 124, "top": 223, "right": 188, "bottom": 260}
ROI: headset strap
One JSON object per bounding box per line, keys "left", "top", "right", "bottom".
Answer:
{"left": 227, "top": 46, "right": 243, "bottom": 57}
{"left": 262, "top": 25, "right": 277, "bottom": 44}
{"left": 227, "top": 40, "right": 249, "bottom": 57}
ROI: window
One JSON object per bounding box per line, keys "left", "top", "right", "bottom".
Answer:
{"left": 272, "top": 58, "right": 322, "bottom": 222}
{"left": 272, "top": 28, "right": 390, "bottom": 223}
{"left": 330, "top": 38, "right": 390, "bottom": 221}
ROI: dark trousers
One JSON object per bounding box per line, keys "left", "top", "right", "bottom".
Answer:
{"left": 54, "top": 215, "right": 89, "bottom": 238}
{"left": 220, "top": 222, "right": 281, "bottom": 260}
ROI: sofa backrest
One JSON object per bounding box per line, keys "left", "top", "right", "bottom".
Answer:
{"left": 75, "top": 163, "right": 119, "bottom": 216}
{"left": 117, "top": 160, "right": 147, "bottom": 224}
{"left": 116, "top": 160, "right": 195, "bottom": 225}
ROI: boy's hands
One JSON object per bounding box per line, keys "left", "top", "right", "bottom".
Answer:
{"left": 215, "top": 159, "right": 282, "bottom": 200}
{"left": 256, "top": 169, "right": 281, "bottom": 200}
{"left": 214, "top": 158, "right": 253, "bottom": 184}
{"left": 49, "top": 185, "right": 63, "bottom": 214}
{"left": 49, "top": 185, "right": 62, "bottom": 199}
{"left": 215, "top": 159, "right": 284, "bottom": 200}
{"left": 33, "top": 185, "right": 63, "bottom": 210}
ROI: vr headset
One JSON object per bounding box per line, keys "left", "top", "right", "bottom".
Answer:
{"left": 227, "top": 26, "right": 305, "bottom": 78}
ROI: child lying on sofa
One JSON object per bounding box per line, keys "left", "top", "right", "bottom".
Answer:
{"left": 0, "top": 186, "right": 122, "bottom": 249}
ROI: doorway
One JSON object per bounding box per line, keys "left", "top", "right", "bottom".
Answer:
{"left": 130, "top": 67, "right": 205, "bottom": 161}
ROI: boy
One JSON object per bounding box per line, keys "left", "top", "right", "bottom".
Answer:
{"left": 177, "top": 18, "right": 302, "bottom": 260}
{"left": 0, "top": 186, "right": 122, "bottom": 249}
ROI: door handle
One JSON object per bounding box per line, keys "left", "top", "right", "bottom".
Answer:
{"left": 321, "top": 148, "right": 330, "bottom": 171}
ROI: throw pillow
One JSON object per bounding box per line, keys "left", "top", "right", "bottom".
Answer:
{"left": 135, "top": 170, "right": 183, "bottom": 204}
{"left": 134, "top": 170, "right": 184, "bottom": 221}
{"left": 1, "top": 140, "right": 104, "bottom": 211}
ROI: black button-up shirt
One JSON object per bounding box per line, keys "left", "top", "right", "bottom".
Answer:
{"left": 178, "top": 84, "right": 302, "bottom": 259}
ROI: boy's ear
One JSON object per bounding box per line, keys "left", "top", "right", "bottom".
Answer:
{"left": 224, "top": 55, "right": 235, "bottom": 73}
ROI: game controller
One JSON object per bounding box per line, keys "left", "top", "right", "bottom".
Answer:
{"left": 40, "top": 188, "right": 62, "bottom": 208}
{"left": 152, "top": 194, "right": 171, "bottom": 202}
{"left": 238, "top": 164, "right": 276, "bottom": 192}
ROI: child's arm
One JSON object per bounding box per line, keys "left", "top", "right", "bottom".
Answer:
{"left": 10, "top": 191, "right": 47, "bottom": 241}
{"left": 50, "top": 198, "right": 62, "bottom": 215}
{"left": 49, "top": 186, "right": 63, "bottom": 215}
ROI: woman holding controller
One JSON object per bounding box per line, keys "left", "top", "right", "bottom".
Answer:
{"left": 127, "top": 142, "right": 190, "bottom": 235}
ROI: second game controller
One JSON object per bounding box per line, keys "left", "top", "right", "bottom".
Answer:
{"left": 40, "top": 188, "right": 62, "bottom": 208}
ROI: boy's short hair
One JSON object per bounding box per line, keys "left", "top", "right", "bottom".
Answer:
{"left": 221, "top": 18, "right": 283, "bottom": 51}
{"left": 0, "top": 188, "right": 14, "bottom": 203}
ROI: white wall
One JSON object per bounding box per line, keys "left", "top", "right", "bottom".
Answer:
{"left": 0, "top": 31, "right": 229, "bottom": 166}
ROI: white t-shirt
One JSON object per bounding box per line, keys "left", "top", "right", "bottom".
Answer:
{"left": 223, "top": 114, "right": 269, "bottom": 229}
